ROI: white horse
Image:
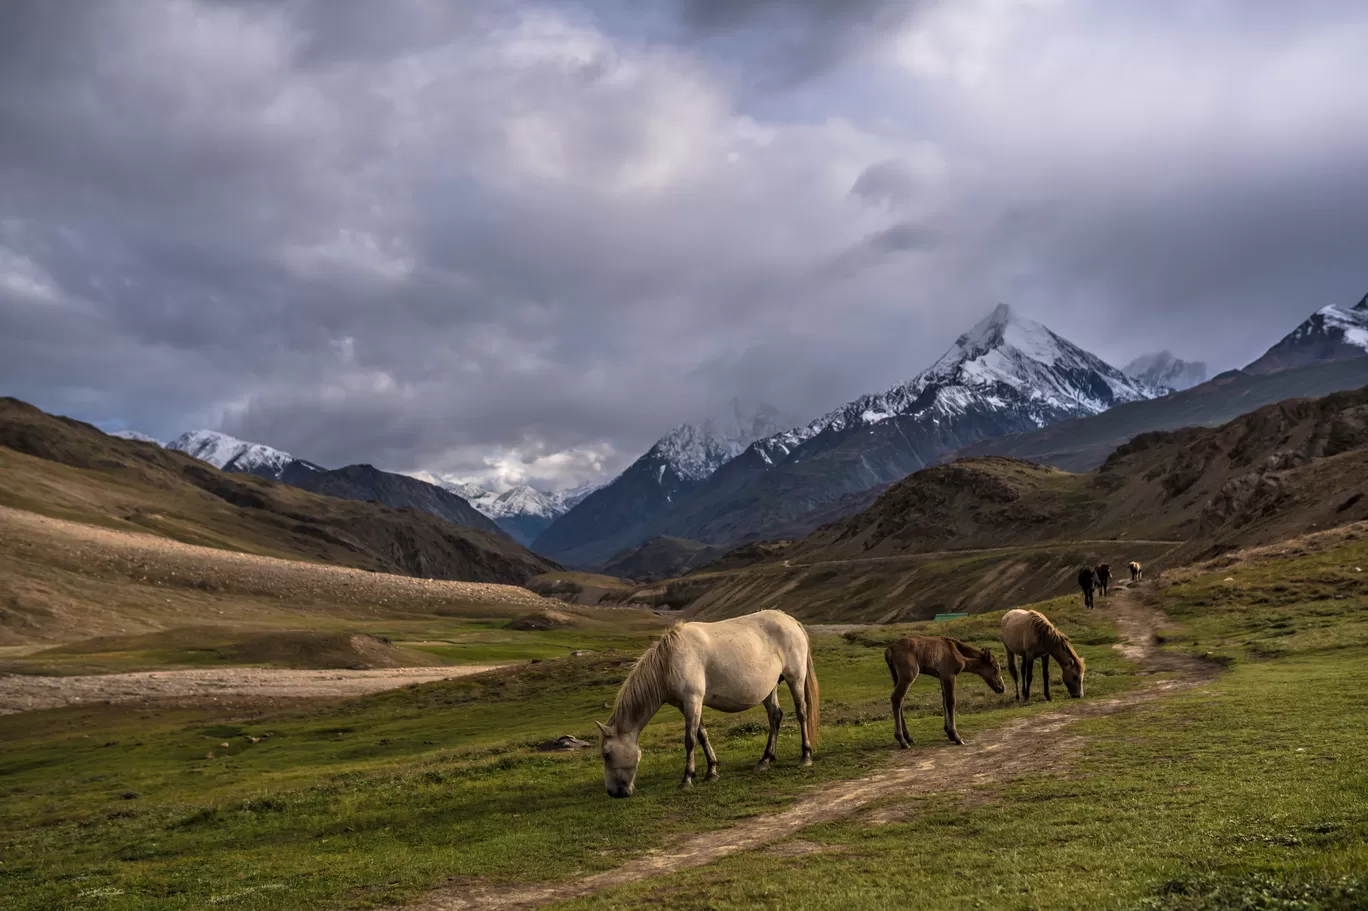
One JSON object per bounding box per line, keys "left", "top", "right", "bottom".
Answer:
{"left": 595, "top": 609, "right": 819, "bottom": 798}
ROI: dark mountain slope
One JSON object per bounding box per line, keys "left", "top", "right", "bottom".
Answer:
{"left": 280, "top": 462, "right": 503, "bottom": 537}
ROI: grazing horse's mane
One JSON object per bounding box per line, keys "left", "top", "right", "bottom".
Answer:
{"left": 611, "top": 623, "right": 683, "bottom": 725}
{"left": 1029, "top": 612, "right": 1084, "bottom": 669}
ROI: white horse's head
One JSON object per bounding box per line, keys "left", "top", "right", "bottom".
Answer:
{"left": 595, "top": 720, "right": 640, "bottom": 798}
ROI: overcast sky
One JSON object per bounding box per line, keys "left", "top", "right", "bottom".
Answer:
{"left": 2, "top": 0, "right": 1366, "bottom": 491}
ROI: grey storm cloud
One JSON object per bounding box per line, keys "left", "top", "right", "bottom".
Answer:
{"left": 1, "top": 0, "right": 1366, "bottom": 490}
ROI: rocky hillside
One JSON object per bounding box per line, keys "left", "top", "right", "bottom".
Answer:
{"left": 0, "top": 398, "right": 558, "bottom": 585}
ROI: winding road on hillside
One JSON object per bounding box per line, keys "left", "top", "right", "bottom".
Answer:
{"left": 397, "top": 585, "right": 1219, "bottom": 911}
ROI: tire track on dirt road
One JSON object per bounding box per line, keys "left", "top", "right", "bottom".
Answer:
{"left": 399, "top": 587, "right": 1220, "bottom": 911}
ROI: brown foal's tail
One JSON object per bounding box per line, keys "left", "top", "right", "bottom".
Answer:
{"left": 805, "top": 648, "right": 821, "bottom": 749}
{"left": 884, "top": 647, "right": 897, "bottom": 684}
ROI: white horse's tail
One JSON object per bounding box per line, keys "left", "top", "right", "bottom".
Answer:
{"left": 804, "top": 647, "right": 820, "bottom": 749}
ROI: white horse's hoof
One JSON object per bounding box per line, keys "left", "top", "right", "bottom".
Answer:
{"left": 799, "top": 756, "right": 814, "bottom": 768}
{"left": 705, "top": 769, "right": 720, "bottom": 782}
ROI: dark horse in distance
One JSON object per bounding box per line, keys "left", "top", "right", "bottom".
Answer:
{"left": 1095, "top": 563, "right": 1111, "bottom": 597}
{"left": 1078, "top": 566, "right": 1097, "bottom": 610}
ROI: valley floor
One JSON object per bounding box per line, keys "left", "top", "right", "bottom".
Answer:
{"left": 4, "top": 526, "right": 1368, "bottom": 910}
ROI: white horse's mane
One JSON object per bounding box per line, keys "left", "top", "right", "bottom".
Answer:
{"left": 611, "top": 623, "right": 683, "bottom": 726}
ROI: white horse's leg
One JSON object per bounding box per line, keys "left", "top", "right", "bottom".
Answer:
{"left": 679, "top": 698, "right": 703, "bottom": 789}
{"left": 1006, "top": 650, "right": 1021, "bottom": 701}
{"left": 697, "top": 722, "right": 719, "bottom": 781}
{"left": 756, "top": 687, "right": 783, "bottom": 771}
{"left": 785, "top": 673, "right": 814, "bottom": 767}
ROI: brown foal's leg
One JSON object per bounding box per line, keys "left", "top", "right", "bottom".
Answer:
{"left": 890, "top": 665, "right": 916, "bottom": 748}
{"left": 1041, "top": 654, "right": 1052, "bottom": 702}
{"left": 941, "top": 675, "right": 963, "bottom": 744}
{"left": 1007, "top": 650, "right": 1020, "bottom": 701}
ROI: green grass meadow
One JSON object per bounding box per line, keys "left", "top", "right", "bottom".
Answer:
{"left": 4, "top": 541, "right": 1368, "bottom": 909}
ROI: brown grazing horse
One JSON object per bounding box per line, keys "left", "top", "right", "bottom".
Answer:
{"left": 1129, "top": 560, "right": 1143, "bottom": 582}
{"left": 1095, "top": 563, "right": 1111, "bottom": 597}
{"left": 885, "top": 636, "right": 1005, "bottom": 747}
{"left": 1077, "top": 566, "right": 1097, "bottom": 609}
{"left": 1000, "top": 609, "right": 1086, "bottom": 701}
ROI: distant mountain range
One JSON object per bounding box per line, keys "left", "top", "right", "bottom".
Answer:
{"left": 412, "top": 475, "right": 600, "bottom": 546}
{"left": 1123, "top": 351, "right": 1207, "bottom": 392}
{"left": 132, "top": 430, "right": 597, "bottom": 547}
{"left": 536, "top": 304, "right": 1160, "bottom": 567}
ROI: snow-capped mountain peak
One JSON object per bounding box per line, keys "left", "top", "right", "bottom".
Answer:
{"left": 483, "top": 485, "right": 561, "bottom": 519}
{"left": 166, "top": 430, "right": 299, "bottom": 476}
{"left": 1123, "top": 351, "right": 1208, "bottom": 392}
{"left": 1314, "top": 294, "right": 1368, "bottom": 347}
{"left": 647, "top": 421, "right": 740, "bottom": 483}
{"left": 643, "top": 400, "right": 802, "bottom": 482}
{"left": 1245, "top": 291, "right": 1368, "bottom": 375}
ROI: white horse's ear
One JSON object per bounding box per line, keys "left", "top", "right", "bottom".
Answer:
{"left": 594, "top": 720, "right": 610, "bottom": 738}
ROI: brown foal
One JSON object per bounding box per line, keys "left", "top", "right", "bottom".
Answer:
{"left": 885, "top": 636, "right": 1006, "bottom": 748}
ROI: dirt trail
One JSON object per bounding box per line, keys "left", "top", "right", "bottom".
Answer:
{"left": 0, "top": 664, "right": 510, "bottom": 715}
{"left": 399, "top": 586, "right": 1219, "bottom": 911}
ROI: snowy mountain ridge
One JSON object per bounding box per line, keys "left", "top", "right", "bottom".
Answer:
{"left": 749, "top": 304, "right": 1154, "bottom": 466}
{"left": 165, "top": 429, "right": 306, "bottom": 478}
